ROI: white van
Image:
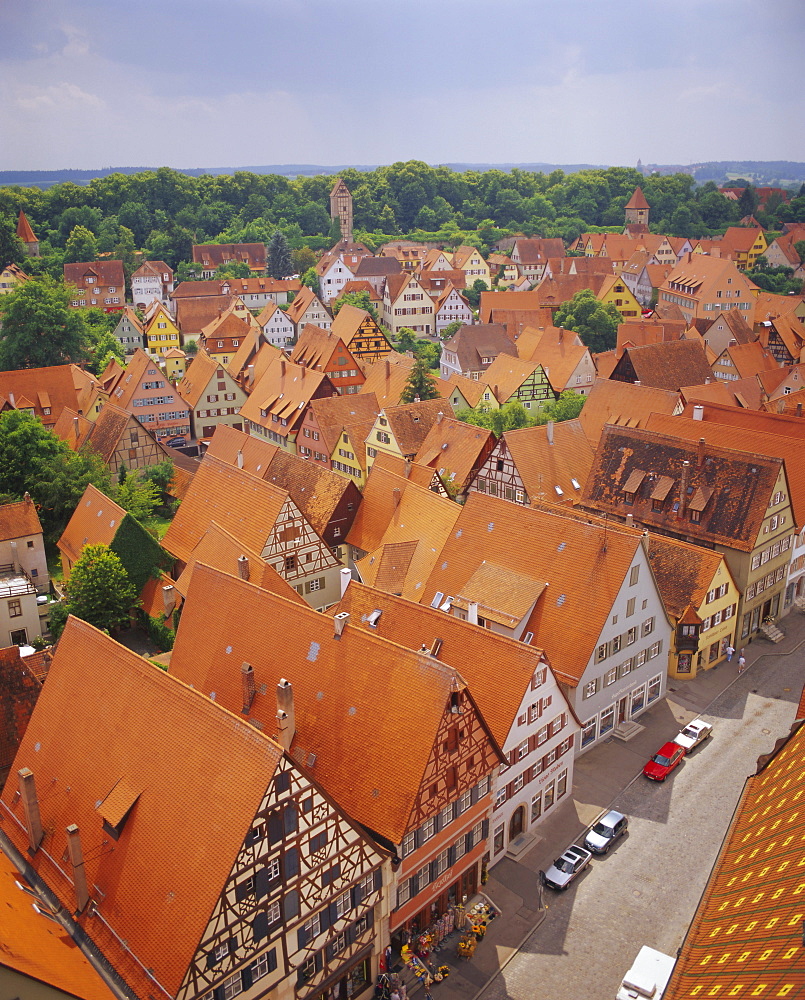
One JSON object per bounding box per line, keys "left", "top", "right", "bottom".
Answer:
{"left": 616, "top": 946, "right": 675, "bottom": 999}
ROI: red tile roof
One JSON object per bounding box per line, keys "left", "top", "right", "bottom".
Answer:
{"left": 57, "top": 484, "right": 126, "bottom": 568}
{"left": 0, "top": 497, "right": 42, "bottom": 542}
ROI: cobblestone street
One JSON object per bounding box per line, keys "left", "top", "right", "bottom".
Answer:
{"left": 471, "top": 638, "right": 804, "bottom": 1000}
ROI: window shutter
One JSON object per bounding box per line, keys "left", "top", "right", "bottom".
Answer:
{"left": 482, "top": 819, "right": 489, "bottom": 840}
{"left": 366, "top": 906, "right": 375, "bottom": 928}
{"left": 329, "top": 901, "right": 339, "bottom": 926}
{"left": 508, "top": 750, "right": 517, "bottom": 766}
{"left": 297, "top": 925, "right": 308, "bottom": 949}
{"left": 254, "top": 869, "right": 269, "bottom": 900}
{"left": 528, "top": 735, "right": 537, "bottom": 753}
{"left": 466, "top": 828, "right": 474, "bottom": 851}
{"left": 276, "top": 770, "right": 291, "bottom": 793}
{"left": 315, "top": 951, "right": 324, "bottom": 972}
{"left": 506, "top": 781, "right": 514, "bottom": 798}
{"left": 267, "top": 812, "right": 283, "bottom": 844}
{"left": 470, "top": 784, "right": 478, "bottom": 805}
{"left": 414, "top": 827, "right": 422, "bottom": 849}
{"left": 434, "top": 812, "right": 442, "bottom": 834}
{"left": 352, "top": 883, "right": 362, "bottom": 908}
{"left": 447, "top": 846, "right": 456, "bottom": 868}
{"left": 241, "top": 965, "right": 253, "bottom": 989}
{"left": 409, "top": 874, "right": 418, "bottom": 897}
{"left": 252, "top": 911, "right": 269, "bottom": 943}
{"left": 228, "top": 936, "right": 237, "bottom": 957}
{"left": 213, "top": 988, "right": 225, "bottom": 1000}
{"left": 326, "top": 941, "right": 337, "bottom": 963}
{"left": 285, "top": 888, "right": 300, "bottom": 921}
{"left": 206, "top": 949, "right": 217, "bottom": 970}
{"left": 268, "top": 948, "right": 278, "bottom": 973}
{"left": 285, "top": 847, "right": 300, "bottom": 880}
{"left": 284, "top": 804, "right": 298, "bottom": 835}
{"left": 374, "top": 868, "right": 383, "bottom": 892}
{"left": 320, "top": 905, "right": 331, "bottom": 932}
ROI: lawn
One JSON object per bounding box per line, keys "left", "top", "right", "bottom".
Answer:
{"left": 142, "top": 513, "right": 173, "bottom": 539}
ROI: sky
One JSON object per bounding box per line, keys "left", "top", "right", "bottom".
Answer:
{"left": 1, "top": 0, "right": 803, "bottom": 172}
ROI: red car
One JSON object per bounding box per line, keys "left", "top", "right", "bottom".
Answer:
{"left": 643, "top": 742, "right": 686, "bottom": 781}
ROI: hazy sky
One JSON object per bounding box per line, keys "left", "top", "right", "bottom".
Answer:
{"left": 1, "top": 0, "right": 802, "bottom": 171}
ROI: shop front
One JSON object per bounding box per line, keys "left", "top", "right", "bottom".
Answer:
{"left": 300, "top": 951, "right": 372, "bottom": 1000}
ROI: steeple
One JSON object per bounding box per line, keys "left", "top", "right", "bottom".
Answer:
{"left": 624, "top": 187, "right": 650, "bottom": 228}
{"left": 16, "top": 210, "right": 40, "bottom": 257}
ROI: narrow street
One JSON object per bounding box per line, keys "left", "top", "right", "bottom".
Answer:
{"left": 477, "top": 644, "right": 803, "bottom": 1000}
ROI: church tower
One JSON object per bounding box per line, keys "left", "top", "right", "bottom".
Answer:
{"left": 16, "top": 210, "right": 40, "bottom": 257}
{"left": 329, "top": 178, "right": 353, "bottom": 242}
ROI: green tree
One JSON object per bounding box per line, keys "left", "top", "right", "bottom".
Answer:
{"left": 795, "top": 241, "right": 805, "bottom": 267}
{"left": 738, "top": 186, "right": 759, "bottom": 218}
{"left": 536, "top": 390, "right": 586, "bottom": 423}
{"left": 0, "top": 214, "right": 26, "bottom": 271}
{"left": 401, "top": 357, "right": 441, "bottom": 402}
{"left": 215, "top": 260, "right": 252, "bottom": 279}
{"left": 115, "top": 469, "right": 161, "bottom": 522}
{"left": 0, "top": 277, "right": 90, "bottom": 370}
{"left": 463, "top": 278, "right": 489, "bottom": 310}
{"left": 63, "top": 224, "right": 98, "bottom": 263}
{"left": 140, "top": 459, "right": 175, "bottom": 506}
{"left": 267, "top": 230, "right": 293, "bottom": 278}
{"left": 440, "top": 320, "right": 463, "bottom": 341}
{"left": 553, "top": 290, "right": 620, "bottom": 354}
{"left": 112, "top": 226, "right": 138, "bottom": 285}
{"left": 59, "top": 544, "right": 139, "bottom": 636}
{"left": 332, "top": 290, "right": 378, "bottom": 321}
{"left": 292, "top": 246, "right": 317, "bottom": 274}
{"left": 395, "top": 327, "right": 418, "bottom": 354}
{"left": 301, "top": 267, "right": 321, "bottom": 296}
{"left": 456, "top": 400, "right": 535, "bottom": 436}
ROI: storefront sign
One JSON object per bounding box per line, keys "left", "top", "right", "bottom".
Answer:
{"left": 430, "top": 866, "right": 455, "bottom": 894}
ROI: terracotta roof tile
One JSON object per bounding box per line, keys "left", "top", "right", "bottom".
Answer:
{"left": 308, "top": 392, "right": 380, "bottom": 460}
{"left": 0, "top": 616, "right": 283, "bottom": 998}
{"left": 481, "top": 354, "right": 545, "bottom": 405}
{"left": 479, "top": 291, "right": 542, "bottom": 324}
{"left": 624, "top": 187, "right": 649, "bottom": 210}
{"left": 421, "top": 494, "right": 643, "bottom": 685}
{"left": 0, "top": 497, "right": 42, "bottom": 542}
{"left": 0, "top": 644, "right": 41, "bottom": 776}
{"left": 348, "top": 465, "right": 445, "bottom": 554}
{"left": 176, "top": 349, "right": 223, "bottom": 409}
{"left": 169, "top": 564, "right": 484, "bottom": 844}
{"left": 517, "top": 325, "right": 590, "bottom": 392}
{"left": 0, "top": 364, "right": 103, "bottom": 427}
{"left": 16, "top": 208, "right": 37, "bottom": 243}
{"left": 612, "top": 339, "right": 714, "bottom": 390}
{"left": 491, "top": 419, "right": 594, "bottom": 500}
{"left": 646, "top": 534, "right": 730, "bottom": 621}
{"left": 578, "top": 379, "right": 681, "bottom": 447}
{"left": 415, "top": 415, "right": 495, "bottom": 492}
{"left": 57, "top": 484, "right": 126, "bottom": 567}
{"left": 384, "top": 398, "right": 448, "bottom": 456}
{"left": 359, "top": 355, "right": 417, "bottom": 407}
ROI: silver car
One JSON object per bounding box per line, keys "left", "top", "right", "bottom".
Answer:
{"left": 544, "top": 844, "right": 592, "bottom": 890}
{"left": 584, "top": 810, "right": 628, "bottom": 855}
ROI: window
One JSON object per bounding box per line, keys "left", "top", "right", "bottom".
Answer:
{"left": 421, "top": 816, "right": 436, "bottom": 842}
{"left": 647, "top": 675, "right": 662, "bottom": 703}
{"left": 626, "top": 627, "right": 637, "bottom": 645}
{"left": 304, "top": 912, "right": 321, "bottom": 938}
{"left": 557, "top": 770, "right": 568, "bottom": 799}
{"left": 336, "top": 890, "right": 351, "bottom": 917}
{"left": 630, "top": 565, "right": 640, "bottom": 585}
{"left": 581, "top": 718, "right": 597, "bottom": 747}
{"left": 531, "top": 793, "right": 542, "bottom": 822}
{"left": 494, "top": 787, "right": 507, "bottom": 808}
{"left": 599, "top": 706, "right": 615, "bottom": 736}
{"left": 626, "top": 597, "right": 636, "bottom": 617}
{"left": 7, "top": 599, "right": 22, "bottom": 618}
{"left": 583, "top": 679, "right": 598, "bottom": 699}
{"left": 641, "top": 617, "right": 654, "bottom": 637}
{"left": 251, "top": 949, "right": 277, "bottom": 980}
{"left": 214, "top": 941, "right": 230, "bottom": 961}
{"left": 604, "top": 666, "right": 618, "bottom": 687}
{"left": 611, "top": 634, "right": 622, "bottom": 654}
{"left": 618, "top": 658, "right": 633, "bottom": 678}
{"left": 222, "top": 973, "right": 243, "bottom": 1000}
{"left": 434, "top": 849, "right": 449, "bottom": 875}
{"left": 516, "top": 739, "right": 529, "bottom": 760}
{"left": 595, "top": 642, "right": 608, "bottom": 663}
{"left": 401, "top": 831, "right": 416, "bottom": 857}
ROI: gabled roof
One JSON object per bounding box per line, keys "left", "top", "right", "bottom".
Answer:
{"left": 132, "top": 259, "right": 172, "bottom": 280}
{"left": 578, "top": 378, "right": 680, "bottom": 447}
{"left": 84, "top": 402, "right": 164, "bottom": 464}
{"left": 624, "top": 186, "right": 649, "bottom": 210}
{"left": 175, "top": 350, "right": 222, "bottom": 407}
{"left": 63, "top": 259, "right": 125, "bottom": 287}
{"left": 646, "top": 534, "right": 731, "bottom": 621}
{"left": 57, "top": 484, "right": 126, "bottom": 566}
{"left": 162, "top": 455, "right": 287, "bottom": 564}
{"left": 191, "top": 242, "right": 267, "bottom": 268}
{"left": 285, "top": 285, "right": 328, "bottom": 326}
{"left": 330, "top": 302, "right": 385, "bottom": 346}
{"left": 175, "top": 294, "right": 236, "bottom": 335}
{"left": 0, "top": 849, "right": 116, "bottom": 1000}
{"left": 442, "top": 323, "right": 514, "bottom": 372}
{"left": 703, "top": 307, "right": 755, "bottom": 345}
{"left": 581, "top": 424, "right": 784, "bottom": 552}
{"left": 239, "top": 356, "right": 332, "bottom": 436}
{"left": 452, "top": 245, "right": 488, "bottom": 269}
{"left": 445, "top": 372, "right": 490, "bottom": 409}
{"left": 205, "top": 425, "right": 359, "bottom": 538}
{"left": 383, "top": 398, "right": 447, "bottom": 456}
{"left": 512, "top": 238, "right": 566, "bottom": 265}
{"left": 665, "top": 719, "right": 805, "bottom": 999}
{"left": 613, "top": 339, "right": 714, "bottom": 391}
{"left": 0, "top": 616, "right": 284, "bottom": 998}
{"left": 415, "top": 415, "right": 495, "bottom": 490}
{"left": 494, "top": 419, "right": 594, "bottom": 500}
{"left": 753, "top": 290, "right": 805, "bottom": 324}
{"left": 616, "top": 319, "right": 687, "bottom": 353}
{"left": 0, "top": 497, "right": 42, "bottom": 542}
{"left": 336, "top": 581, "right": 550, "bottom": 749}
{"left": 359, "top": 354, "right": 418, "bottom": 407}
{"left": 169, "top": 563, "right": 493, "bottom": 845}
{"left": 422, "top": 493, "right": 644, "bottom": 685}
{"left": 348, "top": 464, "right": 436, "bottom": 553}
{"left": 518, "top": 325, "right": 590, "bottom": 392}
{"left": 52, "top": 405, "right": 93, "bottom": 450}
{"left": 719, "top": 340, "right": 779, "bottom": 380}
{"left": 353, "top": 255, "right": 402, "bottom": 279}
{"left": 481, "top": 354, "right": 545, "bottom": 404}
{"left": 290, "top": 324, "right": 356, "bottom": 372}
{"left": 478, "top": 291, "right": 542, "bottom": 324}
{"left": 0, "top": 643, "right": 42, "bottom": 776}
{"left": 0, "top": 364, "right": 103, "bottom": 425}
{"left": 646, "top": 410, "right": 805, "bottom": 526}
{"left": 174, "top": 520, "right": 304, "bottom": 605}
{"left": 308, "top": 391, "right": 381, "bottom": 460}
{"left": 200, "top": 305, "right": 253, "bottom": 342}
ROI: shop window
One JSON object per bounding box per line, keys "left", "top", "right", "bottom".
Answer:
{"left": 630, "top": 687, "right": 646, "bottom": 716}
{"left": 544, "top": 781, "right": 555, "bottom": 811}
{"left": 556, "top": 770, "right": 568, "bottom": 799}
{"left": 581, "top": 718, "right": 597, "bottom": 748}
{"left": 599, "top": 706, "right": 615, "bottom": 736}
{"left": 647, "top": 675, "right": 662, "bottom": 703}
{"left": 530, "top": 794, "right": 542, "bottom": 822}
{"left": 493, "top": 825, "right": 505, "bottom": 854}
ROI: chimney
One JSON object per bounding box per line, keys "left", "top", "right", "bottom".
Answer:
{"left": 798, "top": 402, "right": 803, "bottom": 418}
{"left": 625, "top": 513, "right": 634, "bottom": 527}
{"left": 697, "top": 437, "right": 706, "bottom": 467}
{"left": 340, "top": 566, "right": 352, "bottom": 598}
{"left": 248, "top": 364, "right": 255, "bottom": 387}
{"left": 467, "top": 601, "right": 479, "bottom": 625}
{"left": 547, "top": 421, "right": 554, "bottom": 445}
{"left": 24, "top": 492, "right": 31, "bottom": 505}
{"left": 404, "top": 459, "right": 412, "bottom": 478}
{"left": 18, "top": 768, "right": 43, "bottom": 852}
{"left": 73, "top": 416, "right": 79, "bottom": 436}
{"left": 241, "top": 661, "right": 255, "bottom": 712}
{"left": 692, "top": 404, "right": 704, "bottom": 421}
{"left": 334, "top": 611, "right": 350, "bottom": 637}
{"left": 276, "top": 679, "right": 295, "bottom": 751}
{"left": 704, "top": 377, "right": 711, "bottom": 385}
{"left": 559, "top": 327, "right": 564, "bottom": 343}
{"left": 678, "top": 460, "right": 690, "bottom": 519}
{"left": 385, "top": 359, "right": 391, "bottom": 378}
{"left": 237, "top": 554, "right": 250, "bottom": 580}
{"left": 634, "top": 380, "right": 641, "bottom": 386}
{"left": 437, "top": 411, "right": 444, "bottom": 424}
{"left": 161, "top": 585, "right": 176, "bottom": 616}
{"left": 237, "top": 449, "right": 244, "bottom": 469}
{"left": 393, "top": 487, "right": 401, "bottom": 507}
{"left": 10, "top": 540, "right": 19, "bottom": 573}
{"left": 65, "top": 825, "right": 90, "bottom": 912}
{"left": 280, "top": 359, "right": 286, "bottom": 376}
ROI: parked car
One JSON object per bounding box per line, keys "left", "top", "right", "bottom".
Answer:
{"left": 673, "top": 719, "right": 712, "bottom": 752}
{"left": 544, "top": 844, "right": 592, "bottom": 890}
{"left": 584, "top": 810, "right": 628, "bottom": 855}
{"left": 643, "top": 742, "right": 686, "bottom": 782}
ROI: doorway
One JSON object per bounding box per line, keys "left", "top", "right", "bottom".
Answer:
{"left": 509, "top": 805, "right": 525, "bottom": 841}
{"left": 618, "top": 696, "right": 628, "bottom": 724}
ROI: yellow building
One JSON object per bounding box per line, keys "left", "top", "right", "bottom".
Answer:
{"left": 451, "top": 245, "right": 491, "bottom": 288}
{"left": 647, "top": 535, "right": 739, "bottom": 680}
{"left": 162, "top": 347, "right": 187, "bottom": 380}
{"left": 598, "top": 275, "right": 642, "bottom": 319}
{"left": 0, "top": 263, "right": 28, "bottom": 295}
{"left": 144, "top": 304, "right": 181, "bottom": 358}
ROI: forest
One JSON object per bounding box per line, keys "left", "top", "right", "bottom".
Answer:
{"left": 2, "top": 162, "right": 805, "bottom": 279}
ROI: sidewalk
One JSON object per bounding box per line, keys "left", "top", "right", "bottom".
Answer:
{"left": 425, "top": 611, "right": 805, "bottom": 1000}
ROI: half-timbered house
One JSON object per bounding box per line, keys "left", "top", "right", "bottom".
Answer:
{"left": 162, "top": 454, "right": 345, "bottom": 610}
{"left": 169, "top": 565, "right": 504, "bottom": 965}
{"left": 331, "top": 304, "right": 393, "bottom": 366}
{"left": 53, "top": 401, "right": 172, "bottom": 476}
{"left": 0, "top": 616, "right": 387, "bottom": 1000}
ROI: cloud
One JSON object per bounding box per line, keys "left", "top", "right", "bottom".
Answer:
{"left": 15, "top": 82, "right": 104, "bottom": 113}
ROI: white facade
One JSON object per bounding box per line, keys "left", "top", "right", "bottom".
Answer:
{"left": 318, "top": 257, "right": 356, "bottom": 304}
{"left": 132, "top": 267, "right": 174, "bottom": 313}
{"left": 435, "top": 288, "right": 473, "bottom": 335}
{"left": 783, "top": 525, "right": 805, "bottom": 612}
{"left": 570, "top": 542, "right": 671, "bottom": 755}
{"left": 489, "top": 660, "right": 579, "bottom": 867}
{"left": 0, "top": 522, "right": 49, "bottom": 595}
{"left": 261, "top": 308, "right": 296, "bottom": 349}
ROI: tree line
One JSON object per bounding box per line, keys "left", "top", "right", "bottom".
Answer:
{"left": 2, "top": 163, "right": 804, "bottom": 279}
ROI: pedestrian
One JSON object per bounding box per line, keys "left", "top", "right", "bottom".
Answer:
{"left": 738, "top": 655, "right": 746, "bottom": 673}
{"left": 537, "top": 869, "right": 546, "bottom": 911}
{"left": 726, "top": 644, "right": 735, "bottom": 662}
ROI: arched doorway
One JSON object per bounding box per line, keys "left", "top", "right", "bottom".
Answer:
{"left": 509, "top": 805, "right": 525, "bottom": 841}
